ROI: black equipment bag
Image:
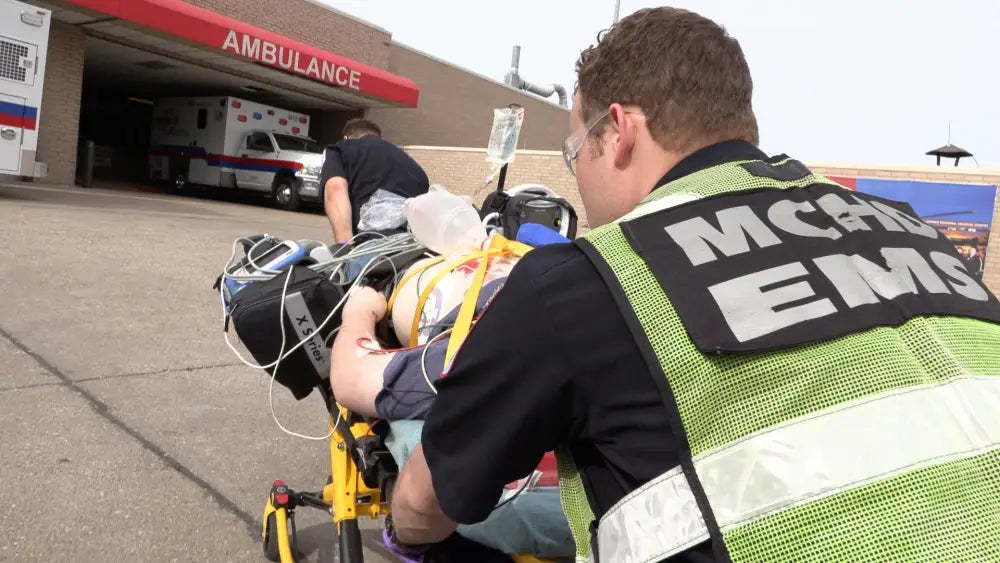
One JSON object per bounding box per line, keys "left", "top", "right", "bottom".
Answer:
{"left": 228, "top": 266, "right": 345, "bottom": 400}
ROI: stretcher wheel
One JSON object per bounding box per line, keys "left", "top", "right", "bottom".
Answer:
{"left": 263, "top": 511, "right": 297, "bottom": 562}
{"left": 263, "top": 513, "right": 281, "bottom": 562}
{"left": 338, "top": 519, "right": 363, "bottom": 563}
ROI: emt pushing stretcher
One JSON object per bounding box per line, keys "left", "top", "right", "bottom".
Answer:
{"left": 221, "top": 9, "right": 1000, "bottom": 560}
{"left": 216, "top": 136, "right": 580, "bottom": 560}
{"left": 379, "top": 7, "right": 1000, "bottom": 563}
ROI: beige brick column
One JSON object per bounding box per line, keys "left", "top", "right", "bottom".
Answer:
{"left": 35, "top": 21, "right": 85, "bottom": 185}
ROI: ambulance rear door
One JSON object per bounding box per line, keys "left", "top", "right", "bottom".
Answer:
{"left": 0, "top": 93, "right": 28, "bottom": 174}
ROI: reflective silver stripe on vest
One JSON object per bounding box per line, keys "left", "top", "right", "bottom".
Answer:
{"left": 598, "top": 375, "right": 1000, "bottom": 562}
{"left": 597, "top": 466, "right": 709, "bottom": 562}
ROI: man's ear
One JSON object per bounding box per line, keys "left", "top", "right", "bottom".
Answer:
{"left": 609, "top": 103, "right": 636, "bottom": 169}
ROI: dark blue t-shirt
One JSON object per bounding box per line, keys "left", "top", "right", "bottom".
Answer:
{"left": 320, "top": 135, "right": 429, "bottom": 233}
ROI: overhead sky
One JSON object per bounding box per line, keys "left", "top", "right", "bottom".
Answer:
{"left": 323, "top": 1, "right": 999, "bottom": 168}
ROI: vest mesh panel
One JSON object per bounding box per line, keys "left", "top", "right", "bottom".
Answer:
{"left": 555, "top": 445, "right": 595, "bottom": 562}
{"left": 559, "top": 159, "right": 1000, "bottom": 561}
{"left": 724, "top": 449, "right": 1000, "bottom": 562}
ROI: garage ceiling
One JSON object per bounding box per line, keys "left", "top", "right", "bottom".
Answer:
{"left": 82, "top": 36, "right": 352, "bottom": 112}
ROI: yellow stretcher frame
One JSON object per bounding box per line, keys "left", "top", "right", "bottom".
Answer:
{"left": 259, "top": 235, "right": 552, "bottom": 563}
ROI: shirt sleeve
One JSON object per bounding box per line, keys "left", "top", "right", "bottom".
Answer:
{"left": 319, "top": 145, "right": 346, "bottom": 192}
{"left": 419, "top": 251, "right": 576, "bottom": 525}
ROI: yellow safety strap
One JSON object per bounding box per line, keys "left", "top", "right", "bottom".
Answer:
{"left": 386, "top": 255, "right": 444, "bottom": 315}
{"left": 385, "top": 235, "right": 533, "bottom": 352}
{"left": 408, "top": 251, "right": 492, "bottom": 348}
{"left": 443, "top": 235, "right": 532, "bottom": 366}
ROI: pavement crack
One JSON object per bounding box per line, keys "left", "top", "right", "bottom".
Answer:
{"left": 0, "top": 380, "right": 64, "bottom": 393}
{"left": 75, "top": 361, "right": 244, "bottom": 383}
{"left": 0, "top": 326, "right": 259, "bottom": 538}
{"left": 0, "top": 362, "right": 243, "bottom": 393}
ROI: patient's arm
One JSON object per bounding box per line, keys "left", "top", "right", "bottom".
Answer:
{"left": 330, "top": 287, "right": 394, "bottom": 418}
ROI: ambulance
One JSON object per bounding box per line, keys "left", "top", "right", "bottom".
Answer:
{"left": 149, "top": 96, "right": 326, "bottom": 211}
{"left": 0, "top": 0, "right": 51, "bottom": 179}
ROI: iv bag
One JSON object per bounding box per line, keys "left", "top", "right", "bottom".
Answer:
{"left": 485, "top": 106, "right": 525, "bottom": 172}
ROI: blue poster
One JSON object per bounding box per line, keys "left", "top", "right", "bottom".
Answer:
{"left": 852, "top": 178, "right": 997, "bottom": 282}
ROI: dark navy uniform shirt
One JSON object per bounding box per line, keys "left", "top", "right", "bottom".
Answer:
{"left": 420, "top": 140, "right": 770, "bottom": 562}
{"left": 320, "top": 135, "right": 429, "bottom": 233}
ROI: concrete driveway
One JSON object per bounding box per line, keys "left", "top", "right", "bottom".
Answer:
{"left": 0, "top": 182, "right": 394, "bottom": 562}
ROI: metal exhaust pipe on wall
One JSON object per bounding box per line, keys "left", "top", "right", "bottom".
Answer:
{"left": 504, "top": 45, "right": 568, "bottom": 108}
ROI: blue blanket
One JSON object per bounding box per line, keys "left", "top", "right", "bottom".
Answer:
{"left": 385, "top": 420, "right": 574, "bottom": 558}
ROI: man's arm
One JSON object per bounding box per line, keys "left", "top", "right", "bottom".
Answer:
{"left": 329, "top": 287, "right": 393, "bottom": 418}
{"left": 324, "top": 177, "right": 353, "bottom": 244}
{"left": 320, "top": 147, "right": 353, "bottom": 243}
{"left": 390, "top": 444, "right": 457, "bottom": 545}
{"left": 390, "top": 249, "right": 576, "bottom": 540}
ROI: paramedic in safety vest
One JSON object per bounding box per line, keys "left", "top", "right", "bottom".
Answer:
{"left": 368, "top": 7, "right": 1000, "bottom": 562}
{"left": 320, "top": 118, "right": 430, "bottom": 243}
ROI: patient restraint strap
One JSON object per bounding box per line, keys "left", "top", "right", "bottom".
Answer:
{"left": 385, "top": 235, "right": 532, "bottom": 356}
{"left": 444, "top": 236, "right": 532, "bottom": 366}
{"left": 409, "top": 252, "right": 490, "bottom": 349}
{"left": 386, "top": 255, "right": 445, "bottom": 316}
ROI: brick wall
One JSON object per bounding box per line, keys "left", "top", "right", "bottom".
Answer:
{"left": 186, "top": 0, "right": 392, "bottom": 69}
{"left": 402, "top": 146, "right": 587, "bottom": 229}
{"left": 809, "top": 163, "right": 1000, "bottom": 296}
{"left": 369, "top": 44, "right": 570, "bottom": 150}
{"left": 35, "top": 21, "right": 85, "bottom": 185}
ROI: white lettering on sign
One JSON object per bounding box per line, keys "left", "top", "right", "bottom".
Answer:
{"left": 278, "top": 46, "right": 294, "bottom": 69}
{"left": 624, "top": 162, "right": 1000, "bottom": 354}
{"left": 306, "top": 57, "right": 320, "bottom": 78}
{"left": 708, "top": 262, "right": 837, "bottom": 343}
{"left": 222, "top": 29, "right": 363, "bottom": 91}
{"left": 662, "top": 193, "right": 974, "bottom": 343}
{"left": 335, "top": 65, "right": 349, "bottom": 86}
{"left": 261, "top": 41, "right": 277, "bottom": 65}
{"left": 663, "top": 205, "right": 783, "bottom": 267}
{"left": 240, "top": 34, "right": 261, "bottom": 59}
{"left": 813, "top": 247, "right": 951, "bottom": 309}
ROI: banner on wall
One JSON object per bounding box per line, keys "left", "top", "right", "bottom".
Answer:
{"left": 829, "top": 176, "right": 998, "bottom": 282}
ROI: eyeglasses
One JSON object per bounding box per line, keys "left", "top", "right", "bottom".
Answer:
{"left": 563, "top": 108, "right": 611, "bottom": 177}
{"left": 562, "top": 108, "right": 646, "bottom": 176}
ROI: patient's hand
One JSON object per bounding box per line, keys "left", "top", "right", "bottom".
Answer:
{"left": 343, "top": 286, "right": 387, "bottom": 328}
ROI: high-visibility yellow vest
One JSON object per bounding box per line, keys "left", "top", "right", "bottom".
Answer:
{"left": 558, "top": 155, "right": 1000, "bottom": 562}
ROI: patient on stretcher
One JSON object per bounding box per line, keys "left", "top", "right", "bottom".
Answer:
{"left": 329, "top": 229, "right": 575, "bottom": 560}
{"left": 331, "top": 252, "right": 517, "bottom": 420}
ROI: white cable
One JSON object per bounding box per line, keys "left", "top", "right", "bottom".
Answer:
{"left": 264, "top": 254, "right": 397, "bottom": 440}
{"left": 223, "top": 231, "right": 539, "bottom": 504}
{"left": 481, "top": 212, "right": 499, "bottom": 228}
{"left": 219, "top": 237, "right": 412, "bottom": 370}
{"left": 266, "top": 266, "right": 335, "bottom": 441}
{"left": 419, "top": 328, "right": 455, "bottom": 395}
{"left": 232, "top": 246, "right": 398, "bottom": 439}
{"left": 218, "top": 232, "right": 412, "bottom": 441}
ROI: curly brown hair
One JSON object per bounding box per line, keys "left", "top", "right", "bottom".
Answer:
{"left": 575, "top": 7, "right": 759, "bottom": 154}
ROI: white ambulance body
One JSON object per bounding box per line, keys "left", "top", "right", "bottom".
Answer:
{"left": 149, "top": 96, "right": 325, "bottom": 210}
{"left": 0, "top": 0, "right": 50, "bottom": 178}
